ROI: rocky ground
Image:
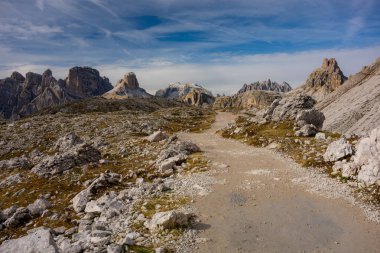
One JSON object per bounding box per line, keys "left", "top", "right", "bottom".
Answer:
{"left": 0, "top": 98, "right": 216, "bottom": 253}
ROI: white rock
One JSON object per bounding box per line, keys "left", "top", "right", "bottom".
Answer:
{"left": 72, "top": 189, "right": 91, "bottom": 213}
{"left": 145, "top": 210, "right": 191, "bottom": 232}
{"left": 147, "top": 130, "right": 168, "bottom": 142}
{"left": 315, "top": 132, "right": 326, "bottom": 140}
{"left": 27, "top": 198, "right": 51, "bottom": 216}
{"left": 323, "top": 138, "right": 353, "bottom": 162}
{"left": 84, "top": 200, "right": 103, "bottom": 214}
{"left": 0, "top": 227, "right": 59, "bottom": 253}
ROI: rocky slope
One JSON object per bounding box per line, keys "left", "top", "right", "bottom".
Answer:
{"left": 103, "top": 72, "right": 152, "bottom": 99}
{"left": 0, "top": 67, "right": 112, "bottom": 119}
{"left": 155, "top": 83, "right": 215, "bottom": 106}
{"left": 296, "top": 58, "right": 347, "bottom": 101}
{"left": 0, "top": 98, "right": 215, "bottom": 252}
{"left": 213, "top": 79, "right": 291, "bottom": 111}
{"left": 317, "top": 57, "right": 380, "bottom": 135}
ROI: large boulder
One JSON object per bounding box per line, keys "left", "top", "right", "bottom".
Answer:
{"left": 0, "top": 227, "right": 59, "bottom": 253}
{"left": 323, "top": 138, "right": 353, "bottom": 162}
{"left": 355, "top": 128, "right": 380, "bottom": 185}
{"left": 264, "top": 94, "right": 316, "bottom": 122}
{"left": 295, "top": 109, "right": 325, "bottom": 129}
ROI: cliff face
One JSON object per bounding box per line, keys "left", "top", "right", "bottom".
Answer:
{"left": 213, "top": 79, "right": 291, "bottom": 111}
{"left": 155, "top": 83, "right": 215, "bottom": 106}
{"left": 0, "top": 67, "right": 112, "bottom": 119}
{"left": 317, "top": 57, "right": 380, "bottom": 135}
{"left": 103, "top": 72, "right": 152, "bottom": 99}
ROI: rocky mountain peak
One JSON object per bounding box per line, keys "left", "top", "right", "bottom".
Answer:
{"left": 120, "top": 72, "right": 139, "bottom": 89}
{"left": 238, "top": 79, "right": 292, "bottom": 94}
{"left": 305, "top": 58, "right": 347, "bottom": 92}
{"left": 64, "top": 66, "right": 113, "bottom": 99}
{"left": 10, "top": 72, "right": 25, "bottom": 83}
{"left": 42, "top": 69, "right": 53, "bottom": 78}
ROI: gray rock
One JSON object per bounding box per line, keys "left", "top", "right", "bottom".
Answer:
{"left": 295, "top": 109, "right": 325, "bottom": 129}
{"left": 32, "top": 142, "right": 100, "bottom": 177}
{"left": 125, "top": 232, "right": 140, "bottom": 245}
{"left": 0, "top": 227, "right": 59, "bottom": 253}
{"left": 3, "top": 207, "right": 32, "bottom": 228}
{"left": 315, "top": 132, "right": 326, "bottom": 140}
{"left": 0, "top": 156, "right": 32, "bottom": 170}
{"left": 323, "top": 138, "right": 353, "bottom": 162}
{"left": 295, "top": 124, "right": 318, "bottom": 137}
{"left": 54, "top": 133, "right": 83, "bottom": 152}
{"left": 27, "top": 198, "right": 52, "bottom": 216}
{"left": 145, "top": 210, "right": 191, "bottom": 231}
{"left": 107, "top": 244, "right": 124, "bottom": 253}
{"left": 0, "top": 173, "right": 23, "bottom": 187}
{"left": 72, "top": 189, "right": 91, "bottom": 213}
{"left": 147, "top": 130, "right": 168, "bottom": 142}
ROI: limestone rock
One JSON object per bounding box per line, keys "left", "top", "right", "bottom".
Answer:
{"left": 145, "top": 210, "right": 191, "bottom": 231}
{"left": 54, "top": 133, "right": 83, "bottom": 152}
{"left": 264, "top": 94, "right": 316, "bottom": 122}
{"left": 64, "top": 67, "right": 113, "bottom": 99}
{"left": 0, "top": 227, "right": 59, "bottom": 253}
{"left": 27, "top": 198, "right": 52, "bottom": 216}
{"left": 32, "top": 142, "right": 100, "bottom": 177}
{"left": 156, "top": 83, "right": 214, "bottom": 106}
{"left": 323, "top": 138, "right": 353, "bottom": 162}
{"left": 295, "top": 124, "right": 318, "bottom": 137}
{"left": 238, "top": 79, "right": 292, "bottom": 93}
{"left": 103, "top": 72, "right": 152, "bottom": 99}
{"left": 355, "top": 128, "right": 380, "bottom": 185}
{"left": 295, "top": 109, "right": 325, "bottom": 129}
{"left": 3, "top": 207, "right": 32, "bottom": 228}
{"left": 0, "top": 156, "right": 32, "bottom": 170}
{"left": 72, "top": 189, "right": 92, "bottom": 213}
{"left": 302, "top": 58, "right": 347, "bottom": 101}
{"left": 147, "top": 130, "right": 168, "bottom": 142}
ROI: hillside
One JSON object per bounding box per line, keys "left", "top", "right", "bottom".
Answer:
{"left": 317, "top": 57, "right": 380, "bottom": 135}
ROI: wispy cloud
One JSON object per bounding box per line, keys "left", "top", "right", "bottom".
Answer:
{"left": 35, "top": 0, "right": 44, "bottom": 11}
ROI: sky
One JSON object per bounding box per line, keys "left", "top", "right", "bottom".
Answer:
{"left": 0, "top": 0, "right": 379, "bottom": 95}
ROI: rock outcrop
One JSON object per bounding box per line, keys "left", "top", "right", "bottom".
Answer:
{"left": 103, "top": 72, "right": 152, "bottom": 99}
{"left": 298, "top": 58, "right": 347, "bottom": 101}
{"left": 213, "top": 90, "right": 282, "bottom": 111}
{"left": 238, "top": 79, "right": 292, "bottom": 94}
{"left": 213, "top": 80, "right": 291, "bottom": 111}
{"left": 317, "top": 57, "right": 380, "bottom": 135}
{"left": 155, "top": 83, "right": 214, "bottom": 106}
{"left": 0, "top": 67, "right": 112, "bottom": 119}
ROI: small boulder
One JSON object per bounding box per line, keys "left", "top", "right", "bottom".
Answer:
{"left": 295, "top": 124, "right": 317, "bottom": 137}
{"left": 72, "top": 189, "right": 91, "bottom": 213}
{"left": 323, "top": 138, "right": 353, "bottom": 162}
{"left": 145, "top": 210, "right": 191, "bottom": 231}
{"left": 147, "top": 130, "right": 168, "bottom": 142}
{"left": 27, "top": 198, "right": 52, "bottom": 216}
{"left": 3, "top": 207, "right": 32, "bottom": 228}
{"left": 315, "top": 132, "right": 326, "bottom": 141}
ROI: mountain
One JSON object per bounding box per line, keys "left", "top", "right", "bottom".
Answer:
{"left": 317, "top": 57, "right": 380, "bottom": 135}
{"left": 297, "top": 58, "right": 347, "bottom": 101}
{"left": 103, "top": 72, "right": 152, "bottom": 99}
{"left": 213, "top": 79, "right": 291, "bottom": 110}
{"left": 238, "top": 79, "right": 292, "bottom": 94}
{"left": 155, "top": 83, "right": 215, "bottom": 106}
{"left": 0, "top": 67, "right": 112, "bottom": 119}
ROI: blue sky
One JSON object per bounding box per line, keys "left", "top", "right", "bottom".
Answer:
{"left": 0, "top": 0, "right": 380, "bottom": 94}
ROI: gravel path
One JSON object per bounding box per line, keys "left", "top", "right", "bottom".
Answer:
{"left": 178, "top": 112, "right": 380, "bottom": 253}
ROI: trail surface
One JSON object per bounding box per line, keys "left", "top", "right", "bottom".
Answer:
{"left": 179, "top": 112, "right": 380, "bottom": 253}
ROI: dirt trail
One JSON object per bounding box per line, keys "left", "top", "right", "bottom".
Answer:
{"left": 179, "top": 112, "right": 380, "bottom": 253}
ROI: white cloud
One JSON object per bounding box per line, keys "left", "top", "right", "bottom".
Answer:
{"left": 1, "top": 46, "right": 379, "bottom": 96}
{"left": 36, "top": 0, "right": 44, "bottom": 11}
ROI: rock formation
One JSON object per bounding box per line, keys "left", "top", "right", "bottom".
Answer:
{"left": 238, "top": 79, "right": 292, "bottom": 94}
{"left": 155, "top": 83, "right": 214, "bottom": 106}
{"left": 0, "top": 67, "right": 112, "bottom": 119}
{"left": 103, "top": 72, "right": 152, "bottom": 99}
{"left": 213, "top": 90, "right": 282, "bottom": 110}
{"left": 213, "top": 80, "right": 291, "bottom": 111}
{"left": 298, "top": 58, "right": 347, "bottom": 101}
{"left": 317, "top": 57, "right": 380, "bottom": 135}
